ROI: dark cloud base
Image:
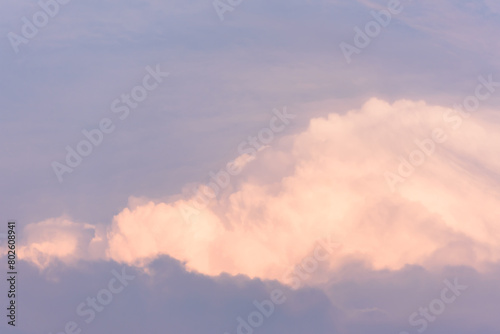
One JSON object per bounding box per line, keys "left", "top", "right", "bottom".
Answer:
{"left": 2, "top": 257, "right": 499, "bottom": 334}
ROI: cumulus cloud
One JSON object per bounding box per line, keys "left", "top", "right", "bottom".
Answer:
{"left": 20, "top": 98, "right": 500, "bottom": 283}
{"left": 18, "top": 217, "right": 106, "bottom": 268}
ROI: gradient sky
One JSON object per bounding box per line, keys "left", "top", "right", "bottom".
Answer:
{"left": 1, "top": 0, "right": 500, "bottom": 333}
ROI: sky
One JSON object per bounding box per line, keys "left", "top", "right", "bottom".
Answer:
{"left": 1, "top": 0, "right": 500, "bottom": 333}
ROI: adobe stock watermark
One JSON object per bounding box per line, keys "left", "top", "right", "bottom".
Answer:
{"left": 281, "top": 235, "right": 339, "bottom": 290}
{"left": 7, "top": 0, "right": 72, "bottom": 54}
{"left": 222, "top": 236, "right": 338, "bottom": 334}
{"left": 339, "top": 0, "right": 407, "bottom": 64}
{"left": 384, "top": 74, "right": 500, "bottom": 192}
{"left": 51, "top": 64, "right": 169, "bottom": 183}
{"left": 399, "top": 278, "right": 468, "bottom": 334}
{"left": 213, "top": 0, "right": 244, "bottom": 21}
{"left": 178, "top": 107, "right": 295, "bottom": 223}
{"left": 49, "top": 267, "right": 135, "bottom": 334}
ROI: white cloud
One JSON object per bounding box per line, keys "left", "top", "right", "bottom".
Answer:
{"left": 20, "top": 98, "right": 500, "bottom": 284}
{"left": 18, "top": 217, "right": 106, "bottom": 268}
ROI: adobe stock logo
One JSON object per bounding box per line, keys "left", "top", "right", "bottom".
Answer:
{"left": 51, "top": 64, "right": 168, "bottom": 183}
{"left": 213, "top": 0, "right": 244, "bottom": 21}
{"left": 399, "top": 278, "right": 468, "bottom": 334}
{"left": 179, "top": 107, "right": 295, "bottom": 223}
{"left": 339, "top": 0, "right": 406, "bottom": 64}
{"left": 7, "top": 0, "right": 72, "bottom": 54}
{"left": 222, "top": 236, "right": 338, "bottom": 334}
{"left": 384, "top": 74, "right": 500, "bottom": 192}
{"left": 49, "top": 267, "right": 135, "bottom": 334}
